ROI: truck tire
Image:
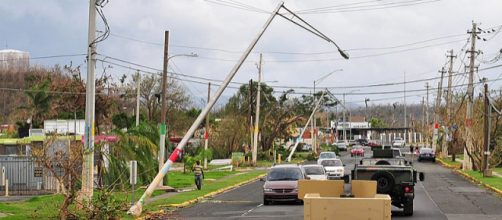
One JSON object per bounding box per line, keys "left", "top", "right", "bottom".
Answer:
{"left": 403, "top": 199, "right": 413, "bottom": 216}
{"left": 371, "top": 171, "right": 395, "bottom": 194}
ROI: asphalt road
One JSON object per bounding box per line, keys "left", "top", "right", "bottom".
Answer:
{"left": 174, "top": 147, "right": 502, "bottom": 220}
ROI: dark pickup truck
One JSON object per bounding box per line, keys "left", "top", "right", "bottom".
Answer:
{"left": 352, "top": 148, "right": 424, "bottom": 216}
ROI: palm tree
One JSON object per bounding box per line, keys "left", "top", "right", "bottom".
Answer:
{"left": 20, "top": 80, "right": 52, "bottom": 128}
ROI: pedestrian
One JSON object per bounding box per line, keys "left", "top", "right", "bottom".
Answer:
{"left": 193, "top": 160, "right": 204, "bottom": 190}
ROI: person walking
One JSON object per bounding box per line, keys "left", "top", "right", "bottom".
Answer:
{"left": 193, "top": 160, "right": 204, "bottom": 190}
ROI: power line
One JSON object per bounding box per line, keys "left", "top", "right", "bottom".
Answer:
{"left": 0, "top": 53, "right": 86, "bottom": 62}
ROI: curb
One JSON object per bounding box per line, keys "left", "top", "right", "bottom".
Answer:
{"left": 436, "top": 158, "right": 502, "bottom": 198}
{"left": 141, "top": 172, "right": 266, "bottom": 218}
{"left": 436, "top": 157, "right": 461, "bottom": 169}
{"left": 453, "top": 169, "right": 502, "bottom": 197}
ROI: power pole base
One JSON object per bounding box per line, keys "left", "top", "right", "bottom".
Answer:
{"left": 483, "top": 169, "right": 492, "bottom": 177}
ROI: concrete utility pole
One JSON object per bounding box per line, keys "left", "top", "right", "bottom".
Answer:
{"left": 248, "top": 79, "right": 253, "bottom": 157}
{"left": 204, "top": 82, "right": 211, "bottom": 169}
{"left": 135, "top": 71, "right": 141, "bottom": 127}
{"left": 158, "top": 31, "right": 169, "bottom": 187}
{"left": 483, "top": 80, "right": 492, "bottom": 176}
{"left": 404, "top": 72, "right": 407, "bottom": 144}
{"left": 422, "top": 97, "right": 425, "bottom": 142}
{"left": 444, "top": 50, "right": 456, "bottom": 158}
{"left": 464, "top": 22, "right": 480, "bottom": 171}
{"left": 425, "top": 83, "right": 430, "bottom": 145}
{"left": 252, "top": 54, "right": 263, "bottom": 166}
{"left": 343, "top": 93, "right": 347, "bottom": 142}
{"left": 81, "top": 0, "right": 97, "bottom": 201}
{"left": 433, "top": 67, "right": 445, "bottom": 152}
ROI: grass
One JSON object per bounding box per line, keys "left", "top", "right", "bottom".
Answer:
{"left": 464, "top": 170, "right": 502, "bottom": 192}
{"left": 0, "top": 170, "right": 237, "bottom": 219}
{"left": 440, "top": 158, "right": 462, "bottom": 167}
{"left": 492, "top": 167, "right": 502, "bottom": 174}
{"left": 142, "top": 170, "right": 266, "bottom": 213}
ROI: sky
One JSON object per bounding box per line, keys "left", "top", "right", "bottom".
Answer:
{"left": 1, "top": 0, "right": 501, "bottom": 109}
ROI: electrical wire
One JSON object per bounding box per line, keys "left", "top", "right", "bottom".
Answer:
{"left": 295, "top": 0, "right": 440, "bottom": 14}
{"left": 0, "top": 53, "right": 87, "bottom": 62}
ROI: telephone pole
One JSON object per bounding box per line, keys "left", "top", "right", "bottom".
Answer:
{"left": 404, "top": 72, "right": 407, "bottom": 144}
{"left": 343, "top": 93, "right": 347, "bottom": 142}
{"left": 135, "top": 71, "right": 141, "bottom": 127}
{"left": 464, "top": 22, "right": 480, "bottom": 171}
{"left": 425, "top": 83, "right": 430, "bottom": 146}
{"left": 252, "top": 54, "right": 263, "bottom": 166}
{"left": 444, "top": 50, "right": 456, "bottom": 158}
{"left": 81, "top": 0, "right": 97, "bottom": 201}
{"left": 248, "top": 79, "right": 253, "bottom": 160}
{"left": 158, "top": 31, "right": 169, "bottom": 186}
{"left": 204, "top": 82, "right": 211, "bottom": 169}
{"left": 483, "top": 80, "right": 492, "bottom": 176}
{"left": 433, "top": 67, "right": 445, "bottom": 152}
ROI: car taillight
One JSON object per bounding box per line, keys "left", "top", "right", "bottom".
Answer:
{"left": 404, "top": 186, "right": 413, "bottom": 193}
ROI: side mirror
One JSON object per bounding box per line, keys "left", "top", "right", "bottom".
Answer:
{"left": 259, "top": 177, "right": 265, "bottom": 182}
{"left": 305, "top": 176, "right": 311, "bottom": 180}
{"left": 343, "top": 164, "right": 346, "bottom": 167}
{"left": 419, "top": 172, "right": 425, "bottom": 181}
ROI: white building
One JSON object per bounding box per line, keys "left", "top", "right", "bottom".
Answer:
{"left": 0, "top": 49, "right": 30, "bottom": 72}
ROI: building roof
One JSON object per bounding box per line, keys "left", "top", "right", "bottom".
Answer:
{"left": 349, "top": 116, "right": 366, "bottom": 122}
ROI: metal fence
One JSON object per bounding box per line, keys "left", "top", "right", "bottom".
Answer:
{"left": 0, "top": 156, "right": 57, "bottom": 196}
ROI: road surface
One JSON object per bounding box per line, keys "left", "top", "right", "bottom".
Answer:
{"left": 172, "top": 147, "right": 502, "bottom": 220}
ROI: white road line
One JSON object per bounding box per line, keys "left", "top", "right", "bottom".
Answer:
{"left": 241, "top": 204, "right": 263, "bottom": 217}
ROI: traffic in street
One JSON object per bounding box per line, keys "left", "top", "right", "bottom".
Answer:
{"left": 175, "top": 146, "right": 502, "bottom": 220}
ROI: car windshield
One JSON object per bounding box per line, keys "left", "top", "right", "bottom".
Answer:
{"left": 303, "top": 166, "right": 325, "bottom": 175}
{"left": 395, "top": 138, "right": 402, "bottom": 140}
{"left": 321, "top": 160, "right": 343, "bottom": 167}
{"left": 320, "top": 152, "right": 336, "bottom": 159}
{"left": 420, "top": 148, "right": 433, "bottom": 153}
{"left": 267, "top": 168, "right": 303, "bottom": 181}
{"left": 353, "top": 146, "right": 362, "bottom": 149}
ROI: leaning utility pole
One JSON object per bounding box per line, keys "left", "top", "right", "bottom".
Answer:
{"left": 135, "top": 71, "right": 141, "bottom": 127}
{"left": 464, "top": 22, "right": 480, "bottom": 171}
{"left": 433, "top": 67, "right": 445, "bottom": 152}
{"left": 203, "top": 82, "right": 211, "bottom": 169}
{"left": 158, "top": 31, "right": 169, "bottom": 187}
{"left": 444, "top": 50, "right": 456, "bottom": 158}
{"left": 252, "top": 54, "right": 263, "bottom": 166}
{"left": 81, "top": 0, "right": 97, "bottom": 201}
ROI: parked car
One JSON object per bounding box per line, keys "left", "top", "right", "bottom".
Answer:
{"left": 418, "top": 148, "right": 436, "bottom": 162}
{"left": 320, "top": 159, "right": 344, "bottom": 179}
{"left": 301, "top": 164, "right": 327, "bottom": 180}
{"left": 348, "top": 139, "right": 357, "bottom": 146}
{"left": 351, "top": 145, "right": 365, "bottom": 157}
{"left": 262, "top": 164, "right": 306, "bottom": 205}
{"left": 335, "top": 140, "right": 348, "bottom": 151}
{"left": 392, "top": 137, "right": 406, "bottom": 147}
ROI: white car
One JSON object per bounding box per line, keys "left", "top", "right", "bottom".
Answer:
{"left": 317, "top": 151, "right": 337, "bottom": 165}
{"left": 392, "top": 137, "right": 406, "bottom": 147}
{"left": 301, "top": 164, "right": 327, "bottom": 180}
{"left": 335, "top": 141, "right": 348, "bottom": 151}
{"left": 320, "top": 159, "right": 345, "bottom": 179}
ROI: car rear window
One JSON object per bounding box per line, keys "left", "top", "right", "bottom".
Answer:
{"left": 420, "top": 148, "right": 433, "bottom": 153}
{"left": 304, "top": 166, "right": 324, "bottom": 175}
{"left": 321, "top": 160, "right": 342, "bottom": 167}
{"left": 267, "top": 168, "right": 303, "bottom": 181}
{"left": 320, "top": 152, "right": 336, "bottom": 159}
